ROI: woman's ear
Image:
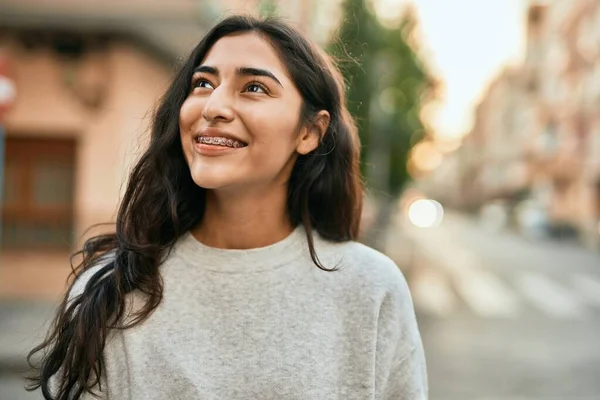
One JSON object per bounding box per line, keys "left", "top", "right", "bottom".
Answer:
{"left": 296, "top": 110, "right": 331, "bottom": 155}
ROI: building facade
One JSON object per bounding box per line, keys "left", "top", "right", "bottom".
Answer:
{"left": 0, "top": 0, "right": 321, "bottom": 299}
{"left": 457, "top": 0, "right": 600, "bottom": 247}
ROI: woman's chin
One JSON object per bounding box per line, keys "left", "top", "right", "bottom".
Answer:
{"left": 188, "top": 163, "right": 236, "bottom": 190}
{"left": 191, "top": 176, "right": 229, "bottom": 190}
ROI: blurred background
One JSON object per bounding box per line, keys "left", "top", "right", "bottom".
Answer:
{"left": 0, "top": 0, "right": 599, "bottom": 399}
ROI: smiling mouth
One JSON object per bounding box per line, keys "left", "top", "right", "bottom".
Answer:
{"left": 194, "top": 136, "right": 247, "bottom": 148}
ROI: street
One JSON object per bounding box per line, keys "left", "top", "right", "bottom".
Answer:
{"left": 0, "top": 302, "right": 52, "bottom": 400}
{"left": 2, "top": 213, "right": 599, "bottom": 400}
{"left": 401, "top": 213, "right": 600, "bottom": 399}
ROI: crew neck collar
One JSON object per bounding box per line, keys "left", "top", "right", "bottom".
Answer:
{"left": 175, "top": 225, "right": 308, "bottom": 273}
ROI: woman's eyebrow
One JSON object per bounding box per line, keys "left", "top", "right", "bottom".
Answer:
{"left": 193, "top": 65, "right": 218, "bottom": 75}
{"left": 192, "top": 65, "right": 283, "bottom": 87}
{"left": 236, "top": 67, "right": 283, "bottom": 87}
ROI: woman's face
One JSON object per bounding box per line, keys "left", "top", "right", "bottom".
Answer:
{"left": 179, "top": 32, "right": 318, "bottom": 192}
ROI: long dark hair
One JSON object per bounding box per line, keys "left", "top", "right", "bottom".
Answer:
{"left": 26, "top": 15, "right": 363, "bottom": 399}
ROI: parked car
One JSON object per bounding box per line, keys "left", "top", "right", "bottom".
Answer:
{"left": 515, "top": 199, "right": 549, "bottom": 239}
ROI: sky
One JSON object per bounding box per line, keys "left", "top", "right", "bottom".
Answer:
{"left": 374, "top": 0, "right": 529, "bottom": 140}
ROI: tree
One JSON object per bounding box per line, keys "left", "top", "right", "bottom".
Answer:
{"left": 258, "top": 0, "right": 278, "bottom": 18}
{"left": 328, "top": 1, "right": 435, "bottom": 246}
{"left": 327, "top": 0, "right": 381, "bottom": 175}
{"left": 380, "top": 9, "right": 435, "bottom": 196}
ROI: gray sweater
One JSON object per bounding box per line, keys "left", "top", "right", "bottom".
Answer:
{"left": 62, "top": 226, "right": 427, "bottom": 399}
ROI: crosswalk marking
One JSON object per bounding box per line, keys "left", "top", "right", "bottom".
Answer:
{"left": 405, "top": 222, "right": 597, "bottom": 320}
{"left": 453, "top": 270, "right": 520, "bottom": 317}
{"left": 572, "top": 273, "right": 600, "bottom": 306}
{"left": 515, "top": 271, "right": 587, "bottom": 318}
{"left": 411, "top": 268, "right": 456, "bottom": 316}
{"left": 412, "top": 268, "right": 600, "bottom": 320}
{"left": 409, "top": 227, "right": 520, "bottom": 318}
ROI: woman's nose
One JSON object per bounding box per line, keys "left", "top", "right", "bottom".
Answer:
{"left": 202, "top": 86, "right": 235, "bottom": 122}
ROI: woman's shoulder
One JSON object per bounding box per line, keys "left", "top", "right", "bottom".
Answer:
{"left": 313, "top": 235, "right": 410, "bottom": 297}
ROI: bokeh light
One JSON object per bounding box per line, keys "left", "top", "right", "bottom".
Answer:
{"left": 407, "top": 198, "right": 444, "bottom": 228}
{"left": 410, "top": 140, "right": 443, "bottom": 172}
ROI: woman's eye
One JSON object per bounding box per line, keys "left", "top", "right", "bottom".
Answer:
{"left": 194, "top": 79, "right": 214, "bottom": 90}
{"left": 245, "top": 83, "right": 267, "bottom": 94}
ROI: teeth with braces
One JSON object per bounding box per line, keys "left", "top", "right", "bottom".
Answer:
{"left": 196, "top": 136, "right": 245, "bottom": 148}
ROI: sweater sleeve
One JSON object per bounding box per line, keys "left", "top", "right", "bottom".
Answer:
{"left": 374, "top": 267, "right": 428, "bottom": 400}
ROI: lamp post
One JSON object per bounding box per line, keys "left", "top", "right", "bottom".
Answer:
{"left": 0, "top": 52, "right": 17, "bottom": 247}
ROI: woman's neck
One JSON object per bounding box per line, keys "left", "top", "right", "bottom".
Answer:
{"left": 191, "top": 187, "right": 294, "bottom": 250}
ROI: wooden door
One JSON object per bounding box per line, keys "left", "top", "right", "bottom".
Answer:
{"left": 2, "top": 136, "right": 76, "bottom": 249}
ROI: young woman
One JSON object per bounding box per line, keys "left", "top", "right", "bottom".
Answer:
{"left": 28, "top": 15, "right": 427, "bottom": 400}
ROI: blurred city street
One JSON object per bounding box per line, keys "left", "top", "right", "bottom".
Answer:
{"left": 2, "top": 0, "right": 600, "bottom": 399}
{"left": 397, "top": 212, "right": 600, "bottom": 399}
{"left": 1, "top": 211, "right": 599, "bottom": 399}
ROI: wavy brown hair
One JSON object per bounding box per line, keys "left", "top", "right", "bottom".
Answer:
{"left": 26, "top": 15, "right": 363, "bottom": 399}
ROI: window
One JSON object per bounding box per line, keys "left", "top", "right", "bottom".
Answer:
{"left": 1, "top": 136, "right": 76, "bottom": 249}
{"left": 528, "top": 5, "right": 544, "bottom": 26}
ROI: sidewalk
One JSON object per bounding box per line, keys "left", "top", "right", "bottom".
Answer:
{"left": 440, "top": 211, "right": 600, "bottom": 270}
{"left": 395, "top": 210, "right": 599, "bottom": 261}
{"left": 381, "top": 209, "right": 600, "bottom": 285}
{"left": 0, "top": 300, "right": 56, "bottom": 373}
{"left": 0, "top": 252, "right": 69, "bottom": 373}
